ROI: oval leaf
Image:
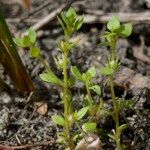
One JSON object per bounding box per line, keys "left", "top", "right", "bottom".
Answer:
{"left": 66, "top": 7, "right": 76, "bottom": 18}
{"left": 82, "top": 122, "right": 97, "bottom": 132}
{"left": 89, "top": 85, "right": 101, "bottom": 95}
{"left": 30, "top": 47, "right": 41, "bottom": 57}
{"left": 28, "top": 28, "right": 36, "bottom": 44}
{"left": 76, "top": 107, "right": 88, "bottom": 121}
{"left": 52, "top": 115, "right": 65, "bottom": 126}
{"left": 87, "top": 66, "right": 96, "bottom": 78}
{"left": 40, "top": 72, "right": 63, "bottom": 86}
{"left": 107, "top": 16, "right": 120, "bottom": 31}
{"left": 118, "top": 23, "right": 132, "bottom": 38}
{"left": 71, "top": 66, "right": 82, "bottom": 81}
{"left": 13, "top": 38, "right": 24, "bottom": 47}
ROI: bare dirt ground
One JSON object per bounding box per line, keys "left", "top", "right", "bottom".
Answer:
{"left": 0, "top": 0, "right": 150, "bottom": 149}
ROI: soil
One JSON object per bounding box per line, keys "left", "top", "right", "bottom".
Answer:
{"left": 0, "top": 0, "right": 150, "bottom": 150}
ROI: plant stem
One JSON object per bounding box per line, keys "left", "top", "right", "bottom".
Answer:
{"left": 109, "top": 75, "right": 120, "bottom": 150}
{"left": 96, "top": 98, "right": 103, "bottom": 120}
{"left": 62, "top": 51, "right": 73, "bottom": 149}
{"left": 85, "top": 81, "right": 94, "bottom": 118}
{"left": 85, "top": 82, "right": 93, "bottom": 106}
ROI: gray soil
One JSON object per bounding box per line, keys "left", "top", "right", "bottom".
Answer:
{"left": 0, "top": 0, "right": 150, "bottom": 149}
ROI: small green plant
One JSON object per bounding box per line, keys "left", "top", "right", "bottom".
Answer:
{"left": 14, "top": 7, "right": 94, "bottom": 150}
{"left": 14, "top": 8, "right": 133, "bottom": 150}
{"left": 71, "top": 66, "right": 108, "bottom": 121}
{"left": 100, "top": 16, "right": 132, "bottom": 149}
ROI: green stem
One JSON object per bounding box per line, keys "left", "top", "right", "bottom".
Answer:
{"left": 109, "top": 75, "right": 120, "bottom": 149}
{"left": 111, "top": 37, "right": 117, "bottom": 60}
{"left": 62, "top": 51, "right": 73, "bottom": 149}
{"left": 85, "top": 81, "right": 95, "bottom": 119}
{"left": 85, "top": 82, "right": 93, "bottom": 106}
{"left": 96, "top": 98, "right": 103, "bottom": 120}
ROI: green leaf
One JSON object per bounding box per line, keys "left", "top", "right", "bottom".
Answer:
{"left": 82, "top": 73, "right": 87, "bottom": 81}
{"left": 13, "top": 38, "right": 24, "bottom": 47}
{"left": 30, "top": 47, "right": 41, "bottom": 57}
{"left": 118, "top": 124, "right": 128, "bottom": 133}
{"left": 68, "top": 76, "right": 75, "bottom": 87}
{"left": 40, "top": 72, "right": 63, "bottom": 86}
{"left": 118, "top": 23, "right": 132, "bottom": 38}
{"left": 100, "top": 109, "right": 112, "bottom": 116}
{"left": 87, "top": 66, "right": 96, "bottom": 78}
{"left": 61, "top": 12, "right": 69, "bottom": 26}
{"left": 82, "top": 122, "right": 97, "bottom": 132}
{"left": 100, "top": 66, "right": 114, "bottom": 75}
{"left": 23, "top": 36, "right": 31, "bottom": 47}
{"left": 107, "top": 16, "right": 120, "bottom": 31}
{"left": 66, "top": 7, "right": 76, "bottom": 18}
{"left": 117, "top": 99, "right": 134, "bottom": 111}
{"left": 28, "top": 28, "right": 36, "bottom": 44}
{"left": 75, "top": 15, "right": 84, "bottom": 30}
{"left": 89, "top": 85, "right": 101, "bottom": 95}
{"left": 57, "top": 16, "right": 66, "bottom": 33}
{"left": 52, "top": 115, "right": 65, "bottom": 126}
{"left": 71, "top": 66, "right": 82, "bottom": 81}
{"left": 76, "top": 106, "right": 88, "bottom": 121}
{"left": 124, "top": 99, "right": 134, "bottom": 108}
{"left": 108, "top": 133, "right": 117, "bottom": 141}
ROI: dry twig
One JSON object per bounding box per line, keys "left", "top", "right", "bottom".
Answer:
{"left": 84, "top": 11, "right": 150, "bottom": 24}
{"left": 11, "top": 140, "right": 54, "bottom": 149}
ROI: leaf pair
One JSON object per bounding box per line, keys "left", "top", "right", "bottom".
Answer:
{"left": 107, "top": 16, "right": 132, "bottom": 38}
{"left": 14, "top": 28, "right": 36, "bottom": 47}
{"left": 52, "top": 106, "right": 88, "bottom": 127}
{"left": 58, "top": 7, "right": 84, "bottom": 37}
{"left": 71, "top": 66, "right": 101, "bottom": 95}
{"left": 14, "top": 28, "right": 41, "bottom": 58}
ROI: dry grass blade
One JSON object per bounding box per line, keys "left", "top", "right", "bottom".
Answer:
{"left": 0, "top": 9, "right": 34, "bottom": 93}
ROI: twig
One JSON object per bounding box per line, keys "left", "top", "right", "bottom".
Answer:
{"left": 6, "top": 18, "right": 39, "bottom": 24}
{"left": 84, "top": 12, "right": 150, "bottom": 24}
{"left": 7, "top": 12, "right": 150, "bottom": 26}
{"left": 11, "top": 140, "right": 54, "bottom": 149}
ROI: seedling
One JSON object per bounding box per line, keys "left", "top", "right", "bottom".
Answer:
{"left": 14, "top": 7, "right": 92, "bottom": 149}
{"left": 71, "top": 66, "right": 109, "bottom": 121}
{"left": 100, "top": 16, "right": 132, "bottom": 149}
{"left": 14, "top": 8, "right": 133, "bottom": 150}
